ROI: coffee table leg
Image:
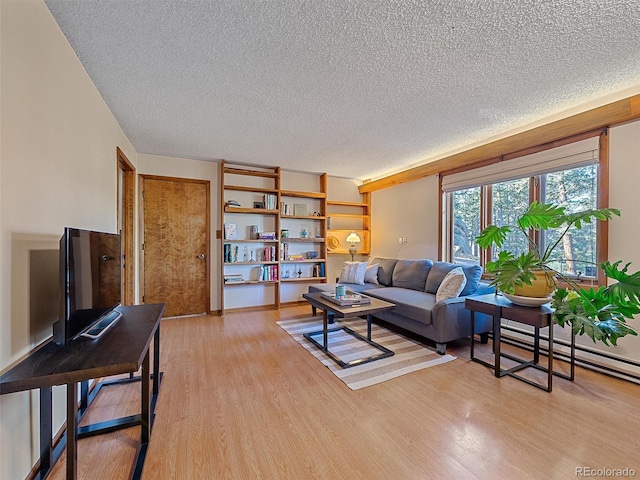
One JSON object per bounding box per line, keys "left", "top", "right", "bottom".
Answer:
{"left": 323, "top": 309, "right": 328, "bottom": 351}
{"left": 367, "top": 314, "right": 372, "bottom": 340}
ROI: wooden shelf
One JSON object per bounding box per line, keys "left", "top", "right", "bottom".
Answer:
{"left": 223, "top": 280, "right": 279, "bottom": 286}
{"left": 224, "top": 261, "right": 278, "bottom": 265}
{"left": 224, "top": 166, "right": 279, "bottom": 178}
{"left": 281, "top": 237, "right": 325, "bottom": 243}
{"left": 327, "top": 213, "right": 369, "bottom": 220}
{"left": 223, "top": 239, "right": 279, "bottom": 243}
{"left": 224, "top": 207, "right": 279, "bottom": 215}
{"left": 281, "top": 215, "right": 326, "bottom": 220}
{"left": 327, "top": 200, "right": 368, "bottom": 207}
{"left": 224, "top": 185, "right": 279, "bottom": 194}
{"left": 281, "top": 259, "right": 325, "bottom": 264}
{"left": 281, "top": 277, "right": 326, "bottom": 282}
{"left": 326, "top": 193, "right": 371, "bottom": 256}
{"left": 280, "top": 189, "right": 326, "bottom": 199}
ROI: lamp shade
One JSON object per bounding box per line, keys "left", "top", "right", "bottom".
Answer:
{"left": 346, "top": 232, "right": 361, "bottom": 244}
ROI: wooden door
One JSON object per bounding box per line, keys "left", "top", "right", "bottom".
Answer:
{"left": 142, "top": 176, "right": 210, "bottom": 317}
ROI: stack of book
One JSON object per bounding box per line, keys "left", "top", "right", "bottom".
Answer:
{"left": 257, "top": 232, "right": 277, "bottom": 240}
{"left": 224, "top": 273, "right": 245, "bottom": 284}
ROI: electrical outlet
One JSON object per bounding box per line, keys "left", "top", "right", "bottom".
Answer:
{"left": 398, "top": 237, "right": 407, "bottom": 245}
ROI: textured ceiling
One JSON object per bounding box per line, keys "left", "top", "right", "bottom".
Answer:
{"left": 44, "top": 0, "right": 640, "bottom": 181}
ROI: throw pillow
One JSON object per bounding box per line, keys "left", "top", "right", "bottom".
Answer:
{"left": 338, "top": 261, "right": 367, "bottom": 285}
{"left": 435, "top": 267, "right": 467, "bottom": 302}
{"left": 364, "top": 263, "right": 380, "bottom": 284}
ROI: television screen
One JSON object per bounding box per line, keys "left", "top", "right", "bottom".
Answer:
{"left": 55, "top": 227, "right": 121, "bottom": 344}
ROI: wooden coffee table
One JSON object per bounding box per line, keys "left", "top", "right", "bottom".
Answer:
{"left": 302, "top": 292, "right": 396, "bottom": 368}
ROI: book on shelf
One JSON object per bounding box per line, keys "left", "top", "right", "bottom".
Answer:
{"left": 257, "top": 265, "right": 278, "bottom": 281}
{"left": 224, "top": 273, "right": 245, "bottom": 284}
{"left": 263, "top": 194, "right": 277, "bottom": 210}
{"left": 320, "top": 292, "right": 371, "bottom": 306}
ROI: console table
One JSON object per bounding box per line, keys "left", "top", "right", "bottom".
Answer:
{"left": 465, "top": 294, "right": 575, "bottom": 392}
{"left": 0, "top": 303, "right": 165, "bottom": 480}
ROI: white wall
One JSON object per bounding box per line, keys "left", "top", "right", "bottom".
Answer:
{"left": 1, "top": 1, "right": 137, "bottom": 478}
{"left": 371, "top": 175, "right": 439, "bottom": 260}
{"left": 604, "top": 121, "right": 640, "bottom": 368}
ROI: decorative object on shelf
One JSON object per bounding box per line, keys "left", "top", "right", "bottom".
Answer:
{"left": 224, "top": 223, "right": 237, "bottom": 239}
{"left": 225, "top": 199, "right": 241, "bottom": 207}
{"left": 306, "top": 251, "right": 318, "bottom": 259}
{"left": 327, "top": 235, "right": 340, "bottom": 251}
{"left": 476, "top": 201, "right": 639, "bottom": 346}
{"left": 280, "top": 229, "right": 289, "bottom": 238}
{"left": 249, "top": 225, "right": 259, "bottom": 239}
{"left": 293, "top": 203, "right": 307, "bottom": 216}
{"left": 346, "top": 231, "right": 361, "bottom": 261}
{"left": 300, "top": 225, "right": 309, "bottom": 238}
{"left": 253, "top": 201, "right": 265, "bottom": 209}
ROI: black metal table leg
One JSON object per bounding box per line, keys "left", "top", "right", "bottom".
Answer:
{"left": 67, "top": 382, "right": 78, "bottom": 480}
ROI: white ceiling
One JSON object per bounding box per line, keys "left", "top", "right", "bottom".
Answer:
{"left": 44, "top": 0, "right": 640, "bottom": 181}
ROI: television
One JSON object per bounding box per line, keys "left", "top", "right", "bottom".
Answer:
{"left": 53, "top": 227, "right": 122, "bottom": 345}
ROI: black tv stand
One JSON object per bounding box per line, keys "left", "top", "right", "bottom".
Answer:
{"left": 0, "top": 303, "right": 165, "bottom": 480}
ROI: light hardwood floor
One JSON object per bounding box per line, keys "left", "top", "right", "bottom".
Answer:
{"left": 48, "top": 304, "right": 640, "bottom": 480}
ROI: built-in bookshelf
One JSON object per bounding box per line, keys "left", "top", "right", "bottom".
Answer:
{"left": 219, "top": 162, "right": 328, "bottom": 314}
{"left": 326, "top": 193, "right": 371, "bottom": 256}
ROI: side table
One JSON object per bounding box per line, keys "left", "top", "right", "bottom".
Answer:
{"left": 465, "top": 293, "right": 575, "bottom": 392}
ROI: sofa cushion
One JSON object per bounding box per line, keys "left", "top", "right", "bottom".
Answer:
{"left": 364, "top": 263, "right": 380, "bottom": 284}
{"left": 370, "top": 258, "right": 399, "bottom": 286}
{"left": 392, "top": 259, "right": 433, "bottom": 291}
{"left": 425, "top": 262, "right": 482, "bottom": 295}
{"left": 435, "top": 267, "right": 467, "bottom": 302}
{"left": 365, "top": 287, "right": 436, "bottom": 325}
{"left": 338, "top": 261, "right": 367, "bottom": 285}
{"left": 459, "top": 264, "right": 482, "bottom": 296}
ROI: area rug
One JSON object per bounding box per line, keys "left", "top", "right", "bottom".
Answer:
{"left": 277, "top": 317, "right": 456, "bottom": 390}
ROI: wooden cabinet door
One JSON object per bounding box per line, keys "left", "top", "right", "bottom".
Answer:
{"left": 142, "top": 176, "right": 210, "bottom": 317}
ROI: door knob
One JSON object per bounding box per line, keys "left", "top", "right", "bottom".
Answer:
{"left": 197, "top": 253, "right": 205, "bottom": 259}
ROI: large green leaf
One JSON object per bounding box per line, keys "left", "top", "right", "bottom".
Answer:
{"left": 552, "top": 287, "right": 638, "bottom": 346}
{"left": 561, "top": 208, "right": 620, "bottom": 229}
{"left": 486, "top": 251, "right": 542, "bottom": 294}
{"left": 600, "top": 260, "right": 640, "bottom": 304}
{"left": 476, "top": 225, "right": 511, "bottom": 249}
{"left": 516, "top": 201, "right": 566, "bottom": 230}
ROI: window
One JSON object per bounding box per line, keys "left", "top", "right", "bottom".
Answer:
{"left": 442, "top": 135, "right": 605, "bottom": 281}
{"left": 452, "top": 187, "right": 481, "bottom": 265}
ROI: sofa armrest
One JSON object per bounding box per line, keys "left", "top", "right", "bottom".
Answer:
{"left": 430, "top": 293, "right": 494, "bottom": 343}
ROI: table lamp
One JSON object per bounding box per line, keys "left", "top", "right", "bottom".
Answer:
{"left": 346, "top": 231, "right": 361, "bottom": 261}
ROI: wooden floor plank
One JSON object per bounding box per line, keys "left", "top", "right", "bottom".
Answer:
{"left": 47, "top": 305, "right": 640, "bottom": 480}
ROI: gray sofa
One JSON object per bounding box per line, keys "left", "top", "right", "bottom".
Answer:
{"left": 308, "top": 257, "right": 494, "bottom": 354}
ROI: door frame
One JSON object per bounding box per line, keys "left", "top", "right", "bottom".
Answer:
{"left": 117, "top": 147, "right": 135, "bottom": 306}
{"left": 139, "top": 174, "right": 211, "bottom": 314}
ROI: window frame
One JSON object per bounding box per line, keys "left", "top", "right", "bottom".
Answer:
{"left": 440, "top": 129, "right": 610, "bottom": 287}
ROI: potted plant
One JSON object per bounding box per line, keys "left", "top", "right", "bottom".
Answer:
{"left": 476, "top": 201, "right": 639, "bottom": 346}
